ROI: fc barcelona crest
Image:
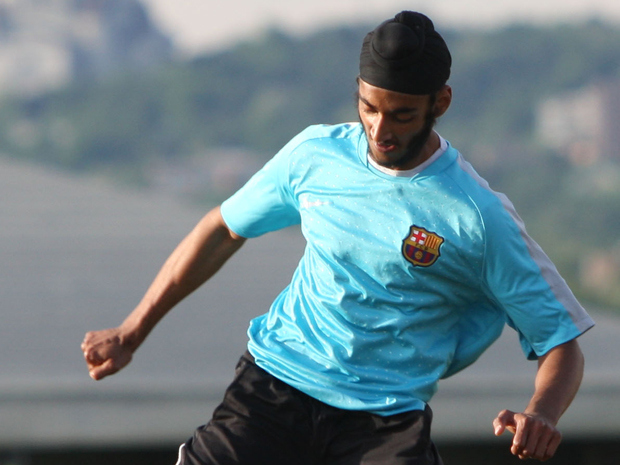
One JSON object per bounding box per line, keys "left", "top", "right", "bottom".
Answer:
{"left": 402, "top": 225, "right": 444, "bottom": 267}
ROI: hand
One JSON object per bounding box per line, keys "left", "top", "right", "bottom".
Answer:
{"left": 493, "top": 409, "right": 562, "bottom": 461}
{"left": 81, "top": 327, "right": 135, "bottom": 380}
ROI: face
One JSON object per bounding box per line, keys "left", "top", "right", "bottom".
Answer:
{"left": 357, "top": 79, "right": 451, "bottom": 170}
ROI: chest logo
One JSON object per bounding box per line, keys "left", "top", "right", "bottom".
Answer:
{"left": 402, "top": 225, "right": 444, "bottom": 267}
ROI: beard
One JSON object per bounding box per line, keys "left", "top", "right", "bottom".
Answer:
{"left": 359, "top": 104, "right": 438, "bottom": 170}
{"left": 388, "top": 109, "right": 437, "bottom": 169}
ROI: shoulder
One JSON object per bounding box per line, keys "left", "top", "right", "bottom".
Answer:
{"left": 272, "top": 123, "right": 365, "bottom": 173}
{"left": 285, "top": 123, "right": 364, "bottom": 152}
{"left": 440, "top": 147, "right": 513, "bottom": 218}
{"left": 433, "top": 147, "right": 526, "bottom": 252}
{"left": 259, "top": 123, "right": 364, "bottom": 186}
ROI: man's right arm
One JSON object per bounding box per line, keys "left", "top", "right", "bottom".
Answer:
{"left": 81, "top": 206, "right": 246, "bottom": 380}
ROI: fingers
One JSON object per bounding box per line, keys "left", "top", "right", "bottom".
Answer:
{"left": 81, "top": 331, "right": 108, "bottom": 368}
{"left": 493, "top": 409, "right": 516, "bottom": 436}
{"left": 513, "top": 416, "right": 562, "bottom": 461}
{"left": 81, "top": 331, "right": 106, "bottom": 360}
{"left": 81, "top": 329, "right": 133, "bottom": 380}
{"left": 494, "top": 410, "right": 562, "bottom": 461}
{"left": 83, "top": 345, "right": 133, "bottom": 380}
{"left": 88, "top": 358, "right": 123, "bottom": 380}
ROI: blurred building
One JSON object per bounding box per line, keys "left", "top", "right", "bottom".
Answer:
{"left": 0, "top": 0, "right": 172, "bottom": 97}
{"left": 536, "top": 79, "right": 620, "bottom": 165}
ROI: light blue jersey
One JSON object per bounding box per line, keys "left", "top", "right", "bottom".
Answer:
{"left": 220, "top": 123, "right": 594, "bottom": 416}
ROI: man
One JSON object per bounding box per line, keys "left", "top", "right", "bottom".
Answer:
{"left": 82, "top": 11, "right": 594, "bottom": 464}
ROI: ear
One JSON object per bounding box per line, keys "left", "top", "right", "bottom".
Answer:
{"left": 433, "top": 85, "right": 452, "bottom": 118}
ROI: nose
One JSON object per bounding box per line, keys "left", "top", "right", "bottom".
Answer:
{"left": 370, "top": 114, "right": 393, "bottom": 142}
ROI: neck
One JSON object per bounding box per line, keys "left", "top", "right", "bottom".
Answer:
{"left": 419, "top": 131, "right": 440, "bottom": 164}
{"left": 395, "top": 130, "right": 439, "bottom": 171}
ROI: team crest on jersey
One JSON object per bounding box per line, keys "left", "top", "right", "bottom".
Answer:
{"left": 402, "top": 225, "right": 444, "bottom": 267}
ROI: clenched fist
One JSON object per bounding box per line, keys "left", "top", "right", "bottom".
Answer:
{"left": 81, "top": 327, "right": 135, "bottom": 380}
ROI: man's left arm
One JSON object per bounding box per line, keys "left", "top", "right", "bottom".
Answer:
{"left": 493, "top": 338, "right": 584, "bottom": 461}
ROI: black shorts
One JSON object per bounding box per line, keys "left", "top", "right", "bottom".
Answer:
{"left": 176, "top": 352, "right": 443, "bottom": 465}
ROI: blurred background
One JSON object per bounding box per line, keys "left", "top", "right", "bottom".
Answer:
{"left": 1, "top": 0, "right": 619, "bottom": 463}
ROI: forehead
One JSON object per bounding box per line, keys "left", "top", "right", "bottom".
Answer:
{"left": 358, "top": 79, "right": 430, "bottom": 109}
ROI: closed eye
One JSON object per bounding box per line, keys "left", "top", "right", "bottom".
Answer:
{"left": 358, "top": 96, "right": 420, "bottom": 123}
{"left": 392, "top": 111, "right": 417, "bottom": 123}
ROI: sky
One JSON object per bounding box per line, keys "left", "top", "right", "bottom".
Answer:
{"left": 140, "top": 0, "right": 620, "bottom": 56}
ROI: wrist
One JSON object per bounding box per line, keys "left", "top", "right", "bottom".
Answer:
{"left": 118, "top": 314, "right": 150, "bottom": 353}
{"left": 523, "top": 402, "right": 561, "bottom": 426}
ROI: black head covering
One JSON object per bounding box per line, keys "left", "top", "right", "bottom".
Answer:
{"left": 359, "top": 11, "right": 451, "bottom": 95}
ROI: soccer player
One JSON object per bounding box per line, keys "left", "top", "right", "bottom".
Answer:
{"left": 82, "top": 11, "right": 594, "bottom": 464}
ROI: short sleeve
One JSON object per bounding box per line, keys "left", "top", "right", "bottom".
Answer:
{"left": 220, "top": 136, "right": 302, "bottom": 238}
{"left": 481, "top": 194, "right": 594, "bottom": 359}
